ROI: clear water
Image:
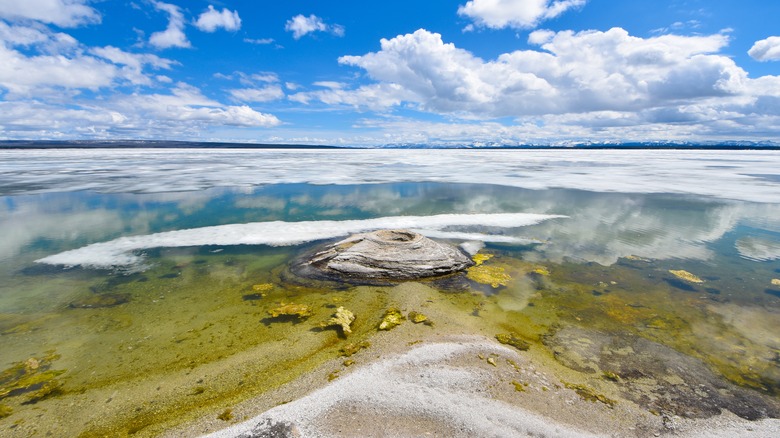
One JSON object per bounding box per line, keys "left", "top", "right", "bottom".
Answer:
{"left": 0, "top": 149, "right": 779, "bottom": 436}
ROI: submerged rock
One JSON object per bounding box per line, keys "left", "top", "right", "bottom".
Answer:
{"left": 293, "top": 229, "right": 474, "bottom": 283}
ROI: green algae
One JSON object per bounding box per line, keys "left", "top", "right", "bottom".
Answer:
{"left": 339, "top": 341, "right": 371, "bottom": 357}
{"left": 511, "top": 381, "right": 527, "bottom": 392}
{"left": 0, "top": 403, "right": 11, "bottom": 419}
{"left": 217, "top": 408, "right": 234, "bottom": 421}
{"left": 0, "top": 352, "right": 65, "bottom": 404}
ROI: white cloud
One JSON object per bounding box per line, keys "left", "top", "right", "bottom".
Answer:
{"left": 748, "top": 36, "right": 780, "bottom": 62}
{"left": 0, "top": 82, "right": 282, "bottom": 139}
{"left": 149, "top": 1, "right": 190, "bottom": 49}
{"left": 112, "top": 83, "right": 281, "bottom": 127}
{"left": 244, "top": 37, "right": 274, "bottom": 45}
{"left": 229, "top": 85, "right": 284, "bottom": 103}
{"left": 194, "top": 5, "right": 241, "bottom": 33}
{"left": 90, "top": 46, "right": 175, "bottom": 86}
{"left": 0, "top": 22, "right": 177, "bottom": 96}
{"left": 285, "top": 14, "right": 344, "bottom": 39}
{"left": 250, "top": 73, "right": 279, "bottom": 83}
{"left": 0, "top": 20, "right": 78, "bottom": 53}
{"left": 0, "top": 42, "right": 117, "bottom": 96}
{"left": 0, "top": 0, "right": 100, "bottom": 27}
{"left": 458, "top": 0, "right": 587, "bottom": 30}
{"left": 329, "top": 28, "right": 746, "bottom": 118}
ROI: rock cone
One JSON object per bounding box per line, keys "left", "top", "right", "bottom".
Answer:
{"left": 295, "top": 229, "right": 474, "bottom": 282}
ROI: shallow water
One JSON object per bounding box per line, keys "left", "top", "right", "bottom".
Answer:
{"left": 0, "top": 149, "right": 779, "bottom": 436}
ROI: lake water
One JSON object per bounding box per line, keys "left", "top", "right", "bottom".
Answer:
{"left": 1, "top": 149, "right": 779, "bottom": 436}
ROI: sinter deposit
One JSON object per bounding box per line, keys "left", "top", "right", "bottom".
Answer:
{"left": 296, "top": 229, "right": 474, "bottom": 282}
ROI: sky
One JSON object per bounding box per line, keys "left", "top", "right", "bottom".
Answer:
{"left": 1, "top": 0, "right": 779, "bottom": 146}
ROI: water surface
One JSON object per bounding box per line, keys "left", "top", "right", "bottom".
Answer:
{"left": 1, "top": 149, "right": 779, "bottom": 436}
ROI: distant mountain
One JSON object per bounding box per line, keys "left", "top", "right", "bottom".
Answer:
{"left": 1, "top": 139, "right": 779, "bottom": 150}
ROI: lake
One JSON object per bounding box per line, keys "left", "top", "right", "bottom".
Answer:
{"left": 1, "top": 148, "right": 779, "bottom": 436}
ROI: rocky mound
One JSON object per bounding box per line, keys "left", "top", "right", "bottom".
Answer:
{"left": 292, "top": 229, "right": 474, "bottom": 283}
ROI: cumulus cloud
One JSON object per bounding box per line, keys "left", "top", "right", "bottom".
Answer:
{"left": 327, "top": 28, "right": 746, "bottom": 118}
{"left": 748, "top": 36, "right": 780, "bottom": 61}
{"left": 458, "top": 0, "right": 587, "bottom": 30}
{"left": 149, "top": 1, "right": 190, "bottom": 49}
{"left": 282, "top": 27, "right": 780, "bottom": 143}
{"left": 0, "top": 0, "right": 100, "bottom": 27}
{"left": 285, "top": 14, "right": 344, "bottom": 39}
{"left": 0, "top": 42, "right": 117, "bottom": 96}
{"left": 194, "top": 5, "right": 241, "bottom": 33}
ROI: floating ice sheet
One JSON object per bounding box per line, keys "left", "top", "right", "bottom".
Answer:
{"left": 35, "top": 213, "right": 565, "bottom": 269}
{"left": 2, "top": 149, "right": 780, "bottom": 203}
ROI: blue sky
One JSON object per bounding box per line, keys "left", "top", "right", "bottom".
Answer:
{"left": 1, "top": 0, "right": 779, "bottom": 146}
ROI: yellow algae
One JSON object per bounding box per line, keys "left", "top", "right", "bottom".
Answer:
{"left": 472, "top": 253, "right": 493, "bottom": 266}
{"left": 771, "top": 279, "right": 780, "bottom": 286}
{"left": 486, "top": 357, "right": 497, "bottom": 367}
{"left": 407, "top": 311, "right": 431, "bottom": 325}
{"left": 378, "top": 308, "right": 405, "bottom": 330}
{"left": 321, "top": 306, "right": 355, "bottom": 335}
{"left": 0, "top": 404, "right": 11, "bottom": 419}
{"left": 251, "top": 283, "right": 274, "bottom": 297}
{"left": 467, "top": 265, "right": 511, "bottom": 288}
{"left": 531, "top": 266, "right": 550, "bottom": 276}
{"left": 267, "top": 303, "right": 312, "bottom": 319}
{"left": 562, "top": 381, "right": 617, "bottom": 408}
{"left": 669, "top": 270, "right": 704, "bottom": 284}
{"left": 511, "top": 381, "right": 527, "bottom": 392}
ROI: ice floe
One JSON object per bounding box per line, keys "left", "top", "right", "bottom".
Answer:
{"left": 35, "top": 213, "right": 565, "bottom": 269}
